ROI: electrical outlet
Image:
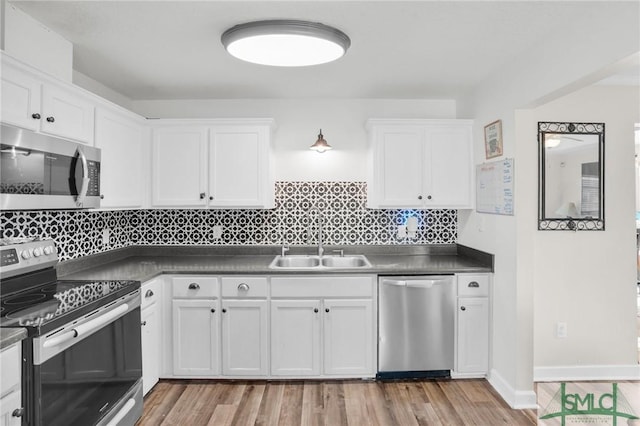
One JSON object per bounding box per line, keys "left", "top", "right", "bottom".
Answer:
{"left": 102, "top": 228, "right": 110, "bottom": 246}
{"left": 213, "top": 226, "right": 223, "bottom": 239}
{"left": 556, "top": 322, "right": 567, "bottom": 338}
{"left": 397, "top": 225, "right": 407, "bottom": 239}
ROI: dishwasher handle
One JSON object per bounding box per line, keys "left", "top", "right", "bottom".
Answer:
{"left": 381, "top": 278, "right": 452, "bottom": 288}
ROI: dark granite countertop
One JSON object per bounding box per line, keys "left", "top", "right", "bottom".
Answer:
{"left": 58, "top": 244, "right": 493, "bottom": 282}
{"left": 1, "top": 328, "right": 27, "bottom": 349}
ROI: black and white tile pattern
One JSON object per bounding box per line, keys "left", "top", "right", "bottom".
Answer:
{"left": 0, "top": 182, "right": 457, "bottom": 261}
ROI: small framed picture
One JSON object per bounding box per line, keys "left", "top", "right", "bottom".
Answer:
{"left": 484, "top": 119, "right": 503, "bottom": 159}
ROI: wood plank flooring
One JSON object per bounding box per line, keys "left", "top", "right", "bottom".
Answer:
{"left": 136, "top": 379, "right": 538, "bottom": 426}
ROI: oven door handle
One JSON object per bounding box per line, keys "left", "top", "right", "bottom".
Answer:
{"left": 42, "top": 303, "right": 129, "bottom": 349}
{"left": 73, "top": 303, "right": 129, "bottom": 338}
{"left": 105, "top": 397, "right": 136, "bottom": 426}
{"left": 75, "top": 146, "right": 91, "bottom": 207}
{"left": 42, "top": 329, "right": 77, "bottom": 348}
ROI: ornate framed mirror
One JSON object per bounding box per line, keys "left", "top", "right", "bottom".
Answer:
{"left": 538, "top": 121, "right": 604, "bottom": 231}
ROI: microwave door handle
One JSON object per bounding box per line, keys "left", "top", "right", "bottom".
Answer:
{"left": 75, "top": 147, "right": 91, "bottom": 207}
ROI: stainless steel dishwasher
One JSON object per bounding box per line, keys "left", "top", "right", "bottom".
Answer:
{"left": 377, "top": 275, "right": 455, "bottom": 378}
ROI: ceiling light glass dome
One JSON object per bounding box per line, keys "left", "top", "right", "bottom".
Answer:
{"left": 221, "top": 20, "right": 351, "bottom": 67}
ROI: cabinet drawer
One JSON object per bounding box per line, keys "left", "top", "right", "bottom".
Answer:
{"left": 0, "top": 344, "right": 20, "bottom": 396}
{"left": 271, "top": 276, "right": 374, "bottom": 298}
{"left": 221, "top": 277, "right": 267, "bottom": 298}
{"left": 173, "top": 276, "right": 219, "bottom": 298}
{"left": 141, "top": 279, "right": 162, "bottom": 308}
{"left": 457, "top": 274, "right": 489, "bottom": 297}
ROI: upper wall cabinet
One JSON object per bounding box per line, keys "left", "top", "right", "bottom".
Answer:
{"left": 95, "top": 107, "right": 149, "bottom": 208}
{"left": 366, "top": 119, "right": 473, "bottom": 209}
{"left": 151, "top": 120, "right": 275, "bottom": 209}
{"left": 1, "top": 56, "right": 95, "bottom": 144}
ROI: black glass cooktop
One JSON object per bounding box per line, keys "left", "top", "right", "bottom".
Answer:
{"left": 0, "top": 278, "right": 140, "bottom": 334}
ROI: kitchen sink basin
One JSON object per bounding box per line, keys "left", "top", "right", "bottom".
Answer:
{"left": 270, "top": 256, "right": 321, "bottom": 268}
{"left": 321, "top": 255, "right": 371, "bottom": 268}
{"left": 269, "top": 254, "right": 371, "bottom": 270}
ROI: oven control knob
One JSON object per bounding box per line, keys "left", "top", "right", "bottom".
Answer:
{"left": 21, "top": 250, "right": 32, "bottom": 259}
{"left": 44, "top": 246, "right": 55, "bottom": 255}
{"left": 33, "top": 247, "right": 44, "bottom": 257}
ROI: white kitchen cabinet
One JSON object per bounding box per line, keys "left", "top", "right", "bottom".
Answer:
{"left": 209, "top": 125, "right": 273, "bottom": 208}
{"left": 220, "top": 277, "right": 269, "bottom": 377}
{"left": 172, "top": 299, "right": 220, "bottom": 376}
{"left": 366, "top": 119, "right": 473, "bottom": 208}
{"left": 151, "top": 120, "right": 275, "bottom": 209}
{"left": 0, "top": 63, "right": 41, "bottom": 131}
{"left": 221, "top": 299, "right": 268, "bottom": 376}
{"left": 1, "top": 56, "right": 94, "bottom": 144}
{"left": 0, "top": 343, "right": 23, "bottom": 426}
{"left": 323, "top": 299, "right": 373, "bottom": 376}
{"left": 152, "top": 126, "right": 208, "bottom": 207}
{"left": 140, "top": 279, "right": 162, "bottom": 395}
{"left": 270, "top": 276, "right": 376, "bottom": 378}
{"left": 271, "top": 299, "right": 322, "bottom": 376}
{"left": 454, "top": 274, "right": 490, "bottom": 377}
{"left": 171, "top": 276, "right": 221, "bottom": 377}
{"left": 95, "top": 108, "right": 148, "bottom": 208}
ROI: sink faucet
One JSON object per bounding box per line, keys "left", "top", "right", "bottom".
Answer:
{"left": 309, "top": 207, "right": 324, "bottom": 257}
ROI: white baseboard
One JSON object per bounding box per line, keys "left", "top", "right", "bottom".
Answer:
{"left": 534, "top": 364, "right": 640, "bottom": 382}
{"left": 488, "top": 369, "right": 538, "bottom": 409}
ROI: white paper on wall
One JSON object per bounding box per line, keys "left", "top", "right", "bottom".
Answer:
{"left": 476, "top": 158, "right": 514, "bottom": 216}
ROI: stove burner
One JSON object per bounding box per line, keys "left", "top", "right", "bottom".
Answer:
{"left": 4, "top": 299, "right": 60, "bottom": 327}
{"left": 3, "top": 293, "right": 47, "bottom": 305}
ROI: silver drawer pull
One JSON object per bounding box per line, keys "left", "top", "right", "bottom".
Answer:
{"left": 188, "top": 283, "right": 200, "bottom": 290}
{"left": 468, "top": 281, "right": 480, "bottom": 288}
{"left": 238, "top": 283, "right": 250, "bottom": 292}
{"left": 145, "top": 289, "right": 154, "bottom": 298}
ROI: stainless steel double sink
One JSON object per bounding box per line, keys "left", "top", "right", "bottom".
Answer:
{"left": 269, "top": 254, "right": 372, "bottom": 270}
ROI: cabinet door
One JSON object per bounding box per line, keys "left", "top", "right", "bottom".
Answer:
{"left": 0, "top": 390, "right": 22, "bottom": 426}
{"left": 209, "top": 126, "right": 269, "bottom": 207}
{"left": 221, "top": 299, "right": 268, "bottom": 376}
{"left": 270, "top": 300, "right": 321, "bottom": 376}
{"left": 372, "top": 126, "right": 424, "bottom": 208}
{"left": 152, "top": 127, "right": 208, "bottom": 207}
{"left": 95, "top": 109, "right": 147, "bottom": 208}
{"left": 425, "top": 125, "right": 472, "bottom": 208}
{"left": 323, "top": 299, "right": 374, "bottom": 376}
{"left": 0, "top": 65, "right": 41, "bottom": 131}
{"left": 172, "top": 299, "right": 220, "bottom": 376}
{"left": 456, "top": 297, "right": 489, "bottom": 374}
{"left": 141, "top": 304, "right": 160, "bottom": 395}
{"left": 40, "top": 84, "right": 94, "bottom": 144}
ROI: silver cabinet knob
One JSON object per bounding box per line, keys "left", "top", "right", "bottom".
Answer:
{"left": 460, "top": 306, "right": 466, "bottom": 311}
{"left": 468, "top": 281, "right": 480, "bottom": 288}
{"left": 46, "top": 116, "right": 55, "bottom": 123}
{"left": 145, "top": 289, "right": 154, "bottom": 298}
{"left": 238, "top": 283, "right": 250, "bottom": 292}
{"left": 188, "top": 283, "right": 200, "bottom": 290}
{"left": 141, "top": 321, "right": 147, "bottom": 326}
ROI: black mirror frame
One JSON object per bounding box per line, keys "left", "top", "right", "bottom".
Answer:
{"left": 538, "top": 121, "right": 605, "bottom": 231}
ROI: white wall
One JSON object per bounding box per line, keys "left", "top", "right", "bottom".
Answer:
{"left": 131, "top": 98, "right": 457, "bottom": 181}
{"left": 2, "top": 2, "right": 72, "bottom": 82}
{"left": 532, "top": 85, "right": 639, "bottom": 371}
{"left": 457, "top": 1, "right": 639, "bottom": 407}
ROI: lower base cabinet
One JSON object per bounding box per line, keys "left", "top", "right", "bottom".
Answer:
{"left": 141, "top": 279, "right": 162, "bottom": 395}
{"left": 221, "top": 299, "right": 268, "bottom": 376}
{"left": 0, "top": 343, "right": 22, "bottom": 426}
{"left": 172, "top": 299, "right": 221, "bottom": 376}
{"left": 454, "top": 274, "right": 490, "bottom": 377}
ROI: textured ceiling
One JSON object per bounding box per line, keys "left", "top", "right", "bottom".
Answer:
{"left": 10, "top": 1, "right": 639, "bottom": 100}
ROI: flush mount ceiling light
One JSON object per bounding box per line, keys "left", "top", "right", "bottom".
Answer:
{"left": 310, "top": 129, "right": 332, "bottom": 153}
{"left": 221, "top": 20, "right": 351, "bottom": 67}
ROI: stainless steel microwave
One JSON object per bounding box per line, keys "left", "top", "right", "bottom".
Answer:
{"left": 0, "top": 125, "right": 101, "bottom": 210}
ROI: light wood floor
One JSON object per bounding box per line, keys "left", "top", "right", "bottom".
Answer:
{"left": 136, "top": 379, "right": 537, "bottom": 426}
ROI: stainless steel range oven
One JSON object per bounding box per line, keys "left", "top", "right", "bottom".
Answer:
{"left": 0, "top": 238, "right": 142, "bottom": 426}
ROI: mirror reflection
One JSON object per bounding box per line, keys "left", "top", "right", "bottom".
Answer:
{"left": 538, "top": 122, "right": 604, "bottom": 231}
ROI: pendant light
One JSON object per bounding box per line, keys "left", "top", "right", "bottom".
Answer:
{"left": 221, "top": 20, "right": 350, "bottom": 67}
{"left": 310, "top": 129, "right": 332, "bottom": 153}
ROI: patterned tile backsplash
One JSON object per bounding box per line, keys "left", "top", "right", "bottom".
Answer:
{"left": 1, "top": 182, "right": 457, "bottom": 261}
